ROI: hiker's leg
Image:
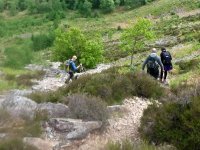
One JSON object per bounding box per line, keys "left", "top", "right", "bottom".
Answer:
{"left": 160, "top": 69, "right": 163, "bottom": 81}
{"left": 164, "top": 70, "right": 167, "bottom": 80}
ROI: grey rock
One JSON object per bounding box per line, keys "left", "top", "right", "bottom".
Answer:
{"left": 25, "top": 64, "right": 44, "bottom": 71}
{"left": 107, "top": 105, "right": 127, "bottom": 114}
{"left": 2, "top": 95, "right": 37, "bottom": 120}
{"left": 48, "top": 118, "right": 102, "bottom": 140}
{"left": 37, "top": 103, "right": 71, "bottom": 118}
{"left": 10, "top": 89, "right": 33, "bottom": 96}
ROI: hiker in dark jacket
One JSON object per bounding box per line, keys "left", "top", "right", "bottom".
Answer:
{"left": 142, "top": 48, "right": 164, "bottom": 79}
{"left": 66, "top": 55, "right": 82, "bottom": 83}
{"left": 160, "top": 47, "right": 173, "bottom": 84}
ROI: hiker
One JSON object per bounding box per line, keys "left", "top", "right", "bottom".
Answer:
{"left": 142, "top": 48, "right": 164, "bottom": 79}
{"left": 160, "top": 47, "right": 173, "bottom": 84}
{"left": 65, "top": 55, "right": 82, "bottom": 83}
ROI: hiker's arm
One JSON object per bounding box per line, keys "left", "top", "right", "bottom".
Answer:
{"left": 71, "top": 62, "right": 78, "bottom": 71}
{"left": 142, "top": 57, "right": 149, "bottom": 70}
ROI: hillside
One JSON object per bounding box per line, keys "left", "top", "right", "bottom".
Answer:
{"left": 0, "top": 0, "right": 200, "bottom": 149}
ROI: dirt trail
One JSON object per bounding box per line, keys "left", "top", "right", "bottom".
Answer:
{"left": 63, "top": 97, "right": 150, "bottom": 150}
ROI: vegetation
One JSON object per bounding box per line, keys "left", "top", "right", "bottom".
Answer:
{"left": 67, "top": 93, "right": 109, "bottom": 123}
{"left": 121, "top": 18, "right": 155, "bottom": 65}
{"left": 29, "top": 67, "right": 164, "bottom": 105}
{"left": 140, "top": 82, "right": 200, "bottom": 150}
{"left": 53, "top": 28, "right": 104, "bottom": 68}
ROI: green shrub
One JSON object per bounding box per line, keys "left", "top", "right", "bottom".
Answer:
{"left": 140, "top": 82, "right": 200, "bottom": 150}
{"left": 15, "top": 70, "right": 45, "bottom": 87}
{"left": 28, "top": 90, "right": 65, "bottom": 103}
{"left": 67, "top": 93, "right": 109, "bottom": 123}
{"left": 53, "top": 28, "right": 104, "bottom": 68}
{"left": 31, "top": 32, "right": 55, "bottom": 51}
{"left": 100, "top": 0, "right": 115, "bottom": 13}
{"left": 176, "top": 59, "right": 200, "bottom": 73}
{"left": 3, "top": 44, "right": 33, "bottom": 69}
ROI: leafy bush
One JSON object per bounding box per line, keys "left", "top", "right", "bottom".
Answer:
{"left": 140, "top": 82, "right": 200, "bottom": 150}
{"left": 53, "top": 28, "right": 104, "bottom": 68}
{"left": 78, "top": 0, "right": 92, "bottom": 17}
{"left": 100, "top": 0, "right": 115, "bottom": 13}
{"left": 67, "top": 93, "right": 109, "bottom": 123}
{"left": 31, "top": 32, "right": 55, "bottom": 51}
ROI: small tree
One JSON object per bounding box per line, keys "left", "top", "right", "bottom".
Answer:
{"left": 120, "top": 18, "right": 155, "bottom": 66}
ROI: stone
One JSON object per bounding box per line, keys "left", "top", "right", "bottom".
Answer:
{"left": 48, "top": 118, "right": 102, "bottom": 140}
{"left": 37, "top": 103, "right": 71, "bottom": 118}
{"left": 2, "top": 95, "right": 37, "bottom": 120}
{"left": 107, "top": 105, "right": 127, "bottom": 115}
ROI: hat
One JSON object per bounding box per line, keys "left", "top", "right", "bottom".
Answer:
{"left": 152, "top": 48, "right": 157, "bottom": 53}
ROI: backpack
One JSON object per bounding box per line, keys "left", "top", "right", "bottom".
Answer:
{"left": 64, "top": 59, "right": 71, "bottom": 72}
{"left": 162, "top": 51, "right": 172, "bottom": 65}
{"left": 147, "top": 56, "right": 159, "bottom": 70}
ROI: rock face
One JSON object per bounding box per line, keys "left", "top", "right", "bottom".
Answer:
{"left": 37, "top": 103, "right": 71, "bottom": 118}
{"left": 2, "top": 95, "right": 37, "bottom": 120}
{"left": 46, "top": 118, "right": 102, "bottom": 140}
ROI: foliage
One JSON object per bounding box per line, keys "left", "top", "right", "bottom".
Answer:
{"left": 176, "top": 58, "right": 200, "bottom": 73}
{"left": 53, "top": 28, "right": 104, "bottom": 68}
{"left": 67, "top": 93, "right": 109, "bottom": 123}
{"left": 65, "top": 68, "right": 164, "bottom": 104}
{"left": 140, "top": 82, "right": 200, "bottom": 150}
{"left": 78, "top": 0, "right": 93, "bottom": 17}
{"left": 100, "top": 0, "right": 115, "bottom": 13}
{"left": 31, "top": 32, "right": 55, "bottom": 51}
{"left": 3, "top": 41, "right": 33, "bottom": 69}
{"left": 121, "top": 18, "right": 155, "bottom": 65}
{"left": 80, "top": 39, "right": 104, "bottom": 68}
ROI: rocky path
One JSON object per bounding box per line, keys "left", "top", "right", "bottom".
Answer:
{"left": 65, "top": 97, "right": 150, "bottom": 150}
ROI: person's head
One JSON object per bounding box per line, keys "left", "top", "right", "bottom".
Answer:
{"left": 161, "top": 47, "right": 166, "bottom": 52}
{"left": 72, "top": 55, "right": 77, "bottom": 61}
{"left": 151, "top": 48, "right": 157, "bottom": 53}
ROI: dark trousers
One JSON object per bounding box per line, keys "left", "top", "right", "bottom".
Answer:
{"left": 160, "top": 70, "right": 167, "bottom": 80}
{"left": 69, "top": 71, "right": 74, "bottom": 79}
{"left": 147, "top": 68, "right": 159, "bottom": 79}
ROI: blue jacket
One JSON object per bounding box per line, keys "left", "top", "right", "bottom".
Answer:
{"left": 69, "top": 60, "right": 78, "bottom": 72}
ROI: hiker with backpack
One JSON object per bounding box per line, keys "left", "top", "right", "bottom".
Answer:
{"left": 65, "top": 55, "right": 82, "bottom": 83}
{"left": 142, "top": 48, "right": 164, "bottom": 79}
{"left": 160, "top": 47, "right": 173, "bottom": 84}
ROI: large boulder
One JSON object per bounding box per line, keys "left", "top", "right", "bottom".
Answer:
{"left": 37, "top": 103, "right": 71, "bottom": 118}
{"left": 47, "top": 118, "right": 102, "bottom": 140}
{"left": 2, "top": 95, "right": 37, "bottom": 120}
